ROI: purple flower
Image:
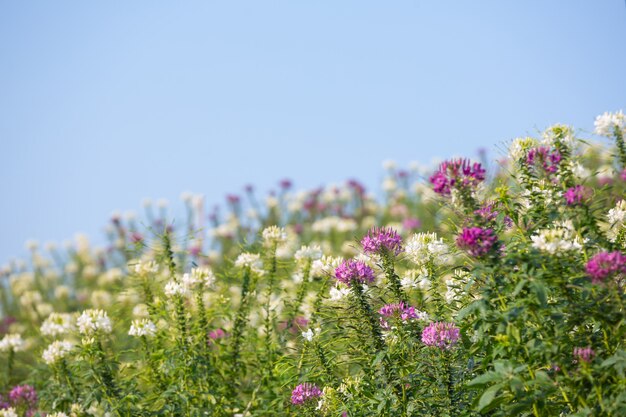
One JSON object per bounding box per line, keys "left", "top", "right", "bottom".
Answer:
{"left": 402, "top": 217, "right": 421, "bottom": 231}
{"left": 361, "top": 227, "right": 403, "bottom": 256}
{"left": 573, "top": 346, "right": 595, "bottom": 363}
{"left": 378, "top": 302, "right": 426, "bottom": 329}
{"left": 9, "top": 384, "right": 37, "bottom": 409}
{"left": 421, "top": 322, "right": 460, "bottom": 349}
{"left": 564, "top": 185, "right": 591, "bottom": 205}
{"left": 291, "top": 383, "right": 323, "bottom": 405}
{"left": 621, "top": 168, "right": 626, "bottom": 181}
{"left": 334, "top": 260, "right": 375, "bottom": 286}
{"left": 429, "top": 159, "right": 486, "bottom": 196}
{"left": 456, "top": 227, "right": 498, "bottom": 257}
{"left": 526, "top": 146, "right": 561, "bottom": 174}
{"left": 585, "top": 251, "right": 626, "bottom": 284}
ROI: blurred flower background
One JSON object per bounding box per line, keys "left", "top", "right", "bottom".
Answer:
{"left": 1, "top": 1, "right": 625, "bottom": 262}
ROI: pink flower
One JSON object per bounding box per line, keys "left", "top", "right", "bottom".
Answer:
{"left": 573, "top": 346, "right": 595, "bottom": 363}
{"left": 456, "top": 227, "right": 498, "bottom": 257}
{"left": 429, "top": 159, "right": 486, "bottom": 196}
{"left": 585, "top": 251, "right": 626, "bottom": 284}
{"left": 421, "top": 322, "right": 460, "bottom": 349}
{"left": 361, "top": 227, "right": 403, "bottom": 256}
{"left": 527, "top": 146, "right": 561, "bottom": 174}
{"left": 564, "top": 185, "right": 592, "bottom": 206}
{"left": 334, "top": 260, "right": 375, "bottom": 286}
{"left": 378, "top": 302, "right": 426, "bottom": 329}
{"left": 291, "top": 383, "right": 323, "bottom": 405}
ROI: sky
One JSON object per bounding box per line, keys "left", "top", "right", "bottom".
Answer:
{"left": 1, "top": 1, "right": 625, "bottom": 264}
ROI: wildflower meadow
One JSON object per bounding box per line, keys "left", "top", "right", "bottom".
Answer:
{"left": 1, "top": 112, "right": 626, "bottom": 416}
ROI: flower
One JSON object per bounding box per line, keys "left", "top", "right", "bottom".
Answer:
{"left": 41, "top": 313, "right": 74, "bottom": 337}
{"left": 48, "top": 413, "right": 69, "bottom": 417}
{"left": 294, "top": 245, "right": 323, "bottom": 261}
{"left": 585, "top": 251, "right": 626, "bottom": 284}
{"left": 76, "top": 309, "right": 112, "bottom": 335}
{"left": 0, "top": 408, "right": 18, "bottom": 417}
{"left": 509, "top": 137, "right": 538, "bottom": 161}
{"left": 0, "top": 334, "right": 25, "bottom": 352}
{"left": 378, "top": 302, "right": 428, "bottom": 329}
{"left": 563, "top": 185, "right": 591, "bottom": 206}
{"left": 405, "top": 232, "right": 449, "bottom": 266}
{"left": 594, "top": 110, "right": 625, "bottom": 137}
{"left": 8, "top": 384, "right": 37, "bottom": 409}
{"left": 361, "top": 226, "right": 403, "bottom": 256}
{"left": 429, "top": 159, "right": 486, "bottom": 195}
{"left": 573, "top": 346, "right": 595, "bottom": 363}
{"left": 261, "top": 226, "right": 287, "bottom": 247}
{"left": 607, "top": 200, "right": 626, "bottom": 242}
{"left": 334, "top": 260, "right": 375, "bottom": 286}
{"left": 530, "top": 222, "right": 583, "bottom": 255}
{"left": 164, "top": 280, "right": 188, "bottom": 298}
{"left": 42, "top": 340, "right": 73, "bottom": 365}
{"left": 456, "top": 227, "right": 498, "bottom": 257}
{"left": 421, "top": 322, "right": 460, "bottom": 349}
{"left": 234, "top": 252, "right": 264, "bottom": 275}
{"left": 291, "top": 383, "right": 323, "bottom": 405}
{"left": 128, "top": 319, "right": 157, "bottom": 338}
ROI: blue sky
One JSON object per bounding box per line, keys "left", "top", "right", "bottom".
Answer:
{"left": 1, "top": 1, "right": 625, "bottom": 263}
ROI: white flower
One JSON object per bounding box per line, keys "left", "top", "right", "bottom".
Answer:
{"left": 607, "top": 200, "right": 626, "bottom": 242}
{"left": 0, "top": 334, "right": 25, "bottom": 352}
{"left": 234, "top": 253, "right": 264, "bottom": 275}
{"left": 0, "top": 407, "right": 18, "bottom": 417}
{"left": 41, "top": 313, "right": 74, "bottom": 337}
{"left": 405, "top": 232, "right": 449, "bottom": 266}
{"left": 42, "top": 340, "right": 73, "bottom": 365}
{"left": 48, "top": 413, "right": 69, "bottom": 417}
{"left": 76, "top": 309, "right": 112, "bottom": 335}
{"left": 594, "top": 110, "right": 625, "bottom": 137}
{"left": 311, "top": 255, "right": 343, "bottom": 277}
{"left": 509, "top": 137, "right": 537, "bottom": 162}
{"left": 294, "top": 245, "right": 323, "bottom": 262}
{"left": 128, "top": 319, "right": 157, "bottom": 338}
{"left": 302, "top": 328, "right": 314, "bottom": 342}
{"left": 164, "top": 280, "right": 188, "bottom": 298}
{"left": 531, "top": 222, "right": 584, "bottom": 254}
{"left": 133, "top": 260, "right": 158, "bottom": 276}
{"left": 328, "top": 285, "right": 351, "bottom": 302}
{"left": 261, "top": 226, "right": 287, "bottom": 246}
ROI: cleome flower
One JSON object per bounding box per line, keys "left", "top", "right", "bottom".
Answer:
{"left": 594, "top": 110, "right": 625, "bottom": 137}
{"left": 42, "top": 340, "right": 73, "bottom": 365}
{"left": 429, "top": 158, "right": 486, "bottom": 196}
{"left": 40, "top": 312, "right": 75, "bottom": 337}
{"left": 128, "top": 319, "right": 157, "bottom": 338}
{"left": 234, "top": 252, "right": 264, "bottom": 275}
{"left": 291, "top": 383, "right": 323, "bottom": 405}
{"left": 456, "top": 227, "right": 498, "bottom": 257}
{"left": 531, "top": 221, "right": 584, "bottom": 255}
{"left": 361, "top": 226, "right": 404, "bottom": 256}
{"left": 334, "top": 259, "right": 375, "bottom": 286}
{"left": 0, "top": 334, "right": 26, "bottom": 352}
{"left": 76, "top": 309, "right": 112, "bottom": 335}
{"left": 585, "top": 251, "right": 626, "bottom": 284}
{"left": 421, "top": 322, "right": 461, "bottom": 350}
{"left": 405, "top": 232, "right": 449, "bottom": 266}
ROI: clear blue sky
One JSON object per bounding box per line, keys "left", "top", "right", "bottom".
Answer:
{"left": 1, "top": 1, "right": 625, "bottom": 263}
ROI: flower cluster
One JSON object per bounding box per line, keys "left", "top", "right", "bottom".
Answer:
{"left": 421, "top": 322, "right": 460, "bottom": 349}
{"left": 526, "top": 146, "right": 561, "bottom": 175}
{"left": 573, "top": 346, "right": 595, "bottom": 363}
{"left": 234, "top": 252, "right": 264, "bottom": 275}
{"left": 456, "top": 227, "right": 498, "bottom": 257}
{"left": 405, "top": 232, "right": 449, "bottom": 266}
{"left": 594, "top": 110, "right": 625, "bottom": 137}
{"left": 563, "top": 185, "right": 591, "bottom": 206}
{"left": 291, "top": 383, "right": 323, "bottom": 405}
{"left": 585, "top": 251, "right": 626, "bottom": 284}
{"left": 42, "top": 340, "right": 73, "bottom": 365}
{"left": 128, "top": 319, "right": 157, "bottom": 338}
{"left": 40, "top": 313, "right": 74, "bottom": 337}
{"left": 531, "top": 222, "right": 584, "bottom": 255}
{"left": 378, "top": 302, "right": 427, "bottom": 329}
{"left": 76, "top": 309, "right": 112, "bottom": 335}
{"left": 334, "top": 260, "right": 375, "bottom": 286}
{"left": 430, "top": 159, "right": 486, "bottom": 195}
{"left": 361, "top": 226, "right": 403, "bottom": 256}
{"left": 0, "top": 334, "right": 25, "bottom": 352}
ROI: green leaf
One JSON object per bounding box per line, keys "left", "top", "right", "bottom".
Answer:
{"left": 478, "top": 384, "right": 502, "bottom": 412}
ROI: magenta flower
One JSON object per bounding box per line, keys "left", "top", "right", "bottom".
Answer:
{"left": 402, "top": 217, "right": 421, "bottom": 231}
{"left": 378, "top": 302, "right": 426, "bottom": 329}
{"left": 564, "top": 185, "right": 592, "bottom": 205}
{"left": 421, "top": 322, "right": 460, "bottom": 349}
{"left": 334, "top": 260, "right": 375, "bottom": 286}
{"left": 573, "top": 346, "right": 595, "bottom": 363}
{"left": 456, "top": 227, "right": 498, "bottom": 257}
{"left": 526, "top": 146, "right": 561, "bottom": 174}
{"left": 429, "top": 159, "right": 486, "bottom": 196}
{"left": 585, "top": 251, "right": 626, "bottom": 284}
{"left": 291, "top": 383, "right": 323, "bottom": 405}
{"left": 8, "top": 384, "right": 37, "bottom": 410}
{"left": 209, "top": 328, "right": 227, "bottom": 340}
{"left": 361, "top": 226, "right": 403, "bottom": 256}
{"left": 621, "top": 168, "right": 626, "bottom": 181}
